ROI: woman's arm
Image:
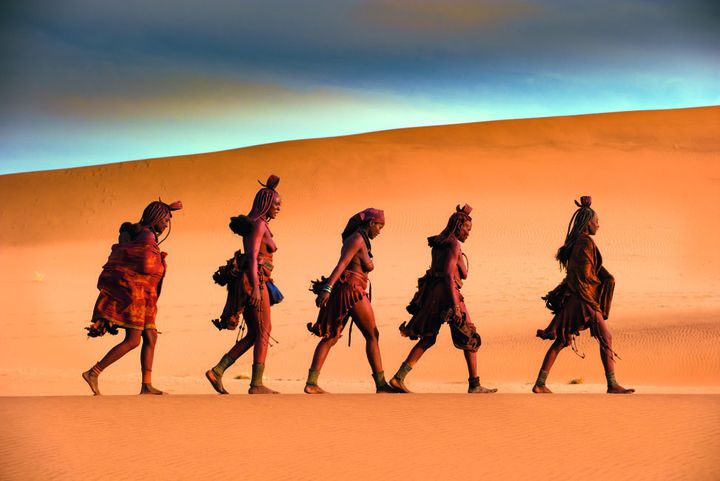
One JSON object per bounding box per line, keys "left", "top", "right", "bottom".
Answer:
{"left": 457, "top": 251, "right": 468, "bottom": 280}
{"left": 315, "top": 234, "right": 363, "bottom": 307}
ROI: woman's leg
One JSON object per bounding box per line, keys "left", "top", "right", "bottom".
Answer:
{"left": 227, "top": 323, "right": 258, "bottom": 360}
{"left": 139, "top": 329, "right": 165, "bottom": 395}
{"left": 405, "top": 336, "right": 437, "bottom": 366}
{"left": 532, "top": 338, "right": 566, "bottom": 393}
{"left": 82, "top": 328, "right": 142, "bottom": 395}
{"left": 350, "top": 298, "right": 382, "bottom": 372}
{"left": 97, "top": 329, "right": 143, "bottom": 368}
{"left": 206, "top": 322, "right": 258, "bottom": 395}
{"left": 350, "top": 298, "right": 394, "bottom": 393}
{"left": 596, "top": 318, "right": 634, "bottom": 394}
{"left": 597, "top": 318, "right": 615, "bottom": 374}
{"left": 245, "top": 294, "right": 278, "bottom": 394}
{"left": 304, "top": 336, "right": 340, "bottom": 394}
{"left": 389, "top": 336, "right": 437, "bottom": 393}
{"left": 465, "top": 350, "right": 497, "bottom": 393}
{"left": 464, "top": 350, "right": 478, "bottom": 379}
{"left": 540, "top": 338, "right": 566, "bottom": 372}
{"left": 245, "top": 295, "right": 272, "bottom": 365}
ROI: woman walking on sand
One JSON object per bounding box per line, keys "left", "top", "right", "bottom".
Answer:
{"left": 82, "top": 198, "right": 183, "bottom": 395}
{"left": 304, "top": 208, "right": 396, "bottom": 394}
{"left": 205, "top": 175, "right": 282, "bottom": 394}
{"left": 205, "top": 175, "right": 283, "bottom": 394}
{"left": 390, "top": 204, "right": 496, "bottom": 394}
{"left": 533, "top": 196, "right": 633, "bottom": 394}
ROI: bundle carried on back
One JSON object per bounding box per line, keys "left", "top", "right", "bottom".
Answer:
{"left": 229, "top": 215, "right": 253, "bottom": 237}
{"left": 210, "top": 175, "right": 283, "bottom": 331}
{"left": 210, "top": 214, "right": 253, "bottom": 330}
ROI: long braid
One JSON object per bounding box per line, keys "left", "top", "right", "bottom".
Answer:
{"left": 556, "top": 196, "right": 595, "bottom": 269}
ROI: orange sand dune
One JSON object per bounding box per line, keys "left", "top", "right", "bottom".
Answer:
{"left": 1, "top": 395, "right": 719, "bottom": 481}
{"left": 1, "top": 106, "right": 719, "bottom": 481}
{"left": 0, "top": 106, "right": 719, "bottom": 398}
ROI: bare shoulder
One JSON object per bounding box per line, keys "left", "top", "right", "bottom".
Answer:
{"left": 343, "top": 232, "right": 364, "bottom": 248}
{"left": 250, "top": 218, "right": 268, "bottom": 235}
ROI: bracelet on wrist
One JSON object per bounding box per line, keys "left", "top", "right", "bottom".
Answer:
{"left": 322, "top": 284, "right": 333, "bottom": 293}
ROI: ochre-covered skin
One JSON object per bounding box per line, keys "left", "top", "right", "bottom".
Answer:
{"left": 400, "top": 235, "right": 480, "bottom": 352}
{"left": 390, "top": 205, "right": 496, "bottom": 394}
{"left": 305, "top": 208, "right": 395, "bottom": 394}
{"left": 206, "top": 175, "right": 282, "bottom": 395}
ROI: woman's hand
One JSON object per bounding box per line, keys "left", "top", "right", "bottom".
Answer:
{"left": 316, "top": 291, "right": 330, "bottom": 308}
{"left": 250, "top": 286, "right": 263, "bottom": 311}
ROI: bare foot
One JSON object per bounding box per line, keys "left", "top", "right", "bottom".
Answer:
{"left": 532, "top": 384, "right": 553, "bottom": 394}
{"left": 82, "top": 370, "right": 101, "bottom": 396}
{"left": 205, "top": 369, "right": 229, "bottom": 395}
{"left": 304, "top": 384, "right": 328, "bottom": 394}
{"left": 248, "top": 385, "right": 279, "bottom": 394}
{"left": 468, "top": 384, "right": 498, "bottom": 394}
{"left": 607, "top": 384, "right": 635, "bottom": 394}
{"left": 140, "top": 383, "right": 166, "bottom": 395}
{"left": 389, "top": 377, "right": 411, "bottom": 393}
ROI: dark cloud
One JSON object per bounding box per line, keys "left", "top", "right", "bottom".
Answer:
{"left": 5, "top": 0, "right": 718, "bottom": 86}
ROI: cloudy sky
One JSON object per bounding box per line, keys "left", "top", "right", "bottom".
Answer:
{"left": 1, "top": 0, "right": 718, "bottom": 174}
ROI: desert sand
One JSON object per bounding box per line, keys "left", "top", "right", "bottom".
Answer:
{"left": 1, "top": 394, "right": 719, "bottom": 481}
{"left": 1, "top": 106, "right": 719, "bottom": 479}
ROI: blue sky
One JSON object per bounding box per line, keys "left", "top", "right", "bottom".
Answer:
{"left": 1, "top": 0, "right": 719, "bottom": 174}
